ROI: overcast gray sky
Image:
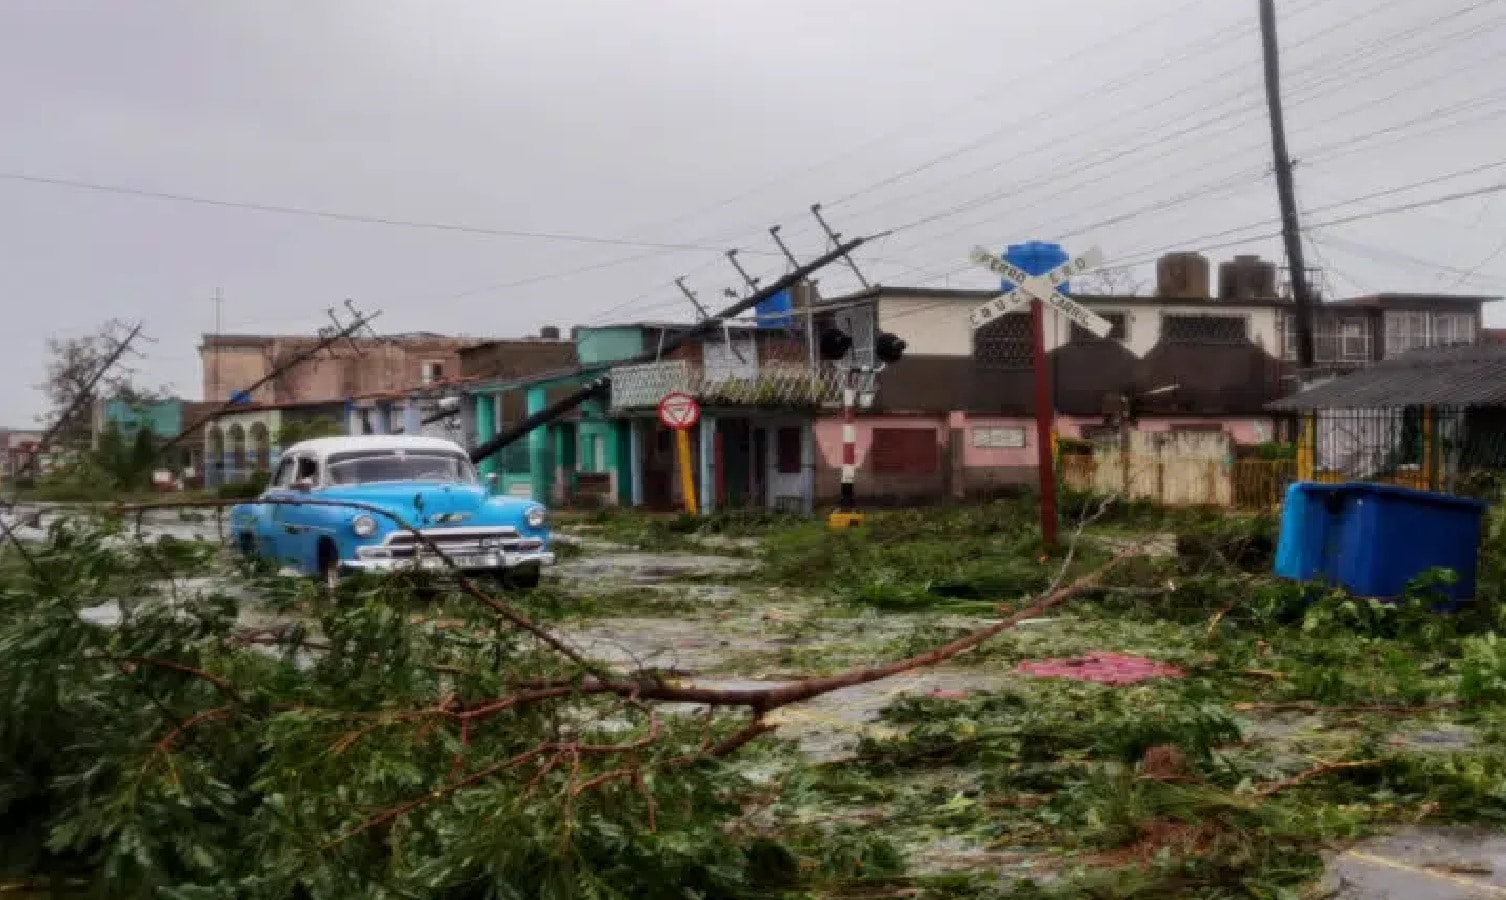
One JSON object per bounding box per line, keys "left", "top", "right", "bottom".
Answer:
{"left": 3, "top": 0, "right": 1505, "bottom": 425}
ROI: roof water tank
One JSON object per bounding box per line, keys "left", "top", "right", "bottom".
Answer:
{"left": 1218, "top": 255, "right": 1278, "bottom": 300}
{"left": 1156, "top": 252, "right": 1210, "bottom": 299}
{"left": 539, "top": 325, "right": 561, "bottom": 340}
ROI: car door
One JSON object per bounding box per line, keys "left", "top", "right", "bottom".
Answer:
{"left": 254, "top": 456, "right": 297, "bottom": 559}
{"left": 270, "top": 455, "right": 321, "bottom": 570}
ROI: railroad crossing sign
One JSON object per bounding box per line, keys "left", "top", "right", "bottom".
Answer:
{"left": 967, "top": 246, "right": 1112, "bottom": 338}
{"left": 657, "top": 392, "right": 701, "bottom": 430}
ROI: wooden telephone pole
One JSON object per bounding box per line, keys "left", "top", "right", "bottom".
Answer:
{"left": 1260, "top": 0, "right": 1316, "bottom": 372}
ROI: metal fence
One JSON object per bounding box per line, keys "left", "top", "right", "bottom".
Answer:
{"left": 1308, "top": 405, "right": 1506, "bottom": 497}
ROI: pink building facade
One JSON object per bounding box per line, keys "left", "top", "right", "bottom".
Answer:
{"left": 811, "top": 413, "right": 1278, "bottom": 503}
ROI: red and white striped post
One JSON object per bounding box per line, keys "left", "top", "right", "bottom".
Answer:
{"left": 839, "top": 370, "right": 858, "bottom": 511}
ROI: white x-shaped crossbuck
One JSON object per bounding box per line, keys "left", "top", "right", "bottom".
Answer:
{"left": 967, "top": 246, "right": 1112, "bottom": 338}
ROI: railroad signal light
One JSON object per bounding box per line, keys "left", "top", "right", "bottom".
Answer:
{"left": 874, "top": 332, "right": 907, "bottom": 364}
{"left": 817, "top": 326, "right": 853, "bottom": 361}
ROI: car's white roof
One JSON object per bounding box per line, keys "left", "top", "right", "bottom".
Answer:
{"left": 283, "top": 435, "right": 468, "bottom": 460}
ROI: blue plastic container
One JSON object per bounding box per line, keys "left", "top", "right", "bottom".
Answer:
{"left": 1274, "top": 481, "right": 1487, "bottom": 602}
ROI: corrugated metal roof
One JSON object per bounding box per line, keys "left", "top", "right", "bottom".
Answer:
{"left": 1268, "top": 343, "right": 1506, "bottom": 410}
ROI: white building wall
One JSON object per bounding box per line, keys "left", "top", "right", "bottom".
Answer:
{"left": 875, "top": 292, "right": 1280, "bottom": 359}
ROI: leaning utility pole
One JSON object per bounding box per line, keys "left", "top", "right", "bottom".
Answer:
{"left": 14, "top": 322, "right": 147, "bottom": 483}
{"left": 161, "top": 306, "right": 382, "bottom": 455}
{"left": 470, "top": 234, "right": 871, "bottom": 465}
{"left": 1260, "top": 0, "right": 1316, "bottom": 372}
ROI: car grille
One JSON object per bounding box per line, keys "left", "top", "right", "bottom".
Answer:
{"left": 360, "top": 527, "right": 543, "bottom": 559}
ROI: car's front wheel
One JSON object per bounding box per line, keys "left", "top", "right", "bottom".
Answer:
{"left": 502, "top": 564, "right": 541, "bottom": 591}
{"left": 317, "top": 539, "right": 343, "bottom": 593}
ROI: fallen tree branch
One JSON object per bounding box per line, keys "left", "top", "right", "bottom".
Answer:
{"left": 328, "top": 708, "right": 665, "bottom": 846}
{"left": 613, "top": 548, "right": 1136, "bottom": 716}
{"left": 90, "top": 655, "right": 242, "bottom": 703}
{"left": 1255, "top": 758, "right": 1385, "bottom": 797}
{"left": 1234, "top": 701, "right": 1462, "bottom": 714}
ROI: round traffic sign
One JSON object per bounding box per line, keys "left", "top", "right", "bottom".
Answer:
{"left": 657, "top": 392, "right": 701, "bottom": 430}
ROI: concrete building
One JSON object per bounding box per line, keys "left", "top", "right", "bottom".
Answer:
{"left": 203, "top": 400, "right": 347, "bottom": 488}
{"left": 198, "top": 332, "right": 495, "bottom": 406}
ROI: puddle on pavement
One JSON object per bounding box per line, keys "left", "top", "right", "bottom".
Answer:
{"left": 5, "top": 505, "right": 225, "bottom": 546}
{"left": 1325, "top": 827, "right": 1506, "bottom": 899}
{"left": 554, "top": 553, "right": 759, "bottom": 584}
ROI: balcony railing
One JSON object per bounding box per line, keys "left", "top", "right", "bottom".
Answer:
{"left": 608, "top": 359, "right": 844, "bottom": 412}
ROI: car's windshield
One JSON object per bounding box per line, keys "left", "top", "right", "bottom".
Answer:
{"left": 325, "top": 450, "right": 478, "bottom": 486}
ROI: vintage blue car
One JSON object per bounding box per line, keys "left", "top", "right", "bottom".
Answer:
{"left": 229, "top": 435, "right": 554, "bottom": 588}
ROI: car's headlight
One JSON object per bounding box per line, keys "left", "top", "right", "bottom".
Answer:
{"left": 352, "top": 514, "right": 378, "bottom": 537}
{"left": 525, "top": 506, "right": 547, "bottom": 529}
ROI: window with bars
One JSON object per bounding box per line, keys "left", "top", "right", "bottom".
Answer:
{"left": 870, "top": 428, "right": 939, "bottom": 474}
{"left": 1069, "top": 311, "right": 1128, "bottom": 343}
{"left": 1384, "top": 311, "right": 1477, "bottom": 357}
{"left": 1385, "top": 311, "right": 1428, "bottom": 357}
{"left": 1435, "top": 312, "right": 1476, "bottom": 347}
{"left": 1161, "top": 314, "right": 1248, "bottom": 344}
{"left": 1282, "top": 315, "right": 1372, "bottom": 362}
{"left": 974, "top": 312, "right": 1033, "bottom": 370}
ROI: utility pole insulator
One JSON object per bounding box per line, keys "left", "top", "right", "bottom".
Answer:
{"left": 674, "top": 277, "right": 711, "bottom": 321}
{"left": 811, "top": 203, "right": 872, "bottom": 290}
{"left": 725, "top": 250, "right": 761, "bottom": 292}
{"left": 769, "top": 225, "right": 801, "bottom": 271}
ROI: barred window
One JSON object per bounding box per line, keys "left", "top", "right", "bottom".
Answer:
{"left": 1069, "top": 311, "right": 1128, "bottom": 343}
{"left": 1385, "top": 311, "right": 1429, "bottom": 357}
{"left": 1282, "top": 315, "right": 1371, "bottom": 362}
{"left": 1384, "top": 311, "right": 1476, "bottom": 357}
{"left": 1162, "top": 314, "right": 1247, "bottom": 344}
{"left": 1435, "top": 312, "right": 1476, "bottom": 347}
{"left": 974, "top": 312, "right": 1033, "bottom": 370}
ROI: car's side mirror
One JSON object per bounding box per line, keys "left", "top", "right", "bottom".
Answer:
{"left": 486, "top": 472, "right": 499, "bottom": 486}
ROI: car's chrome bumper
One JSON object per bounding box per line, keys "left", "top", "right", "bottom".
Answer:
{"left": 343, "top": 549, "right": 555, "bottom": 573}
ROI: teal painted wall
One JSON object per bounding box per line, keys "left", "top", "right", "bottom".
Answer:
{"left": 574, "top": 327, "right": 645, "bottom": 365}
{"left": 473, "top": 394, "right": 497, "bottom": 487}
{"left": 105, "top": 399, "right": 182, "bottom": 440}
{"left": 465, "top": 370, "right": 624, "bottom": 503}
{"left": 611, "top": 420, "right": 633, "bottom": 505}
{"left": 576, "top": 395, "right": 611, "bottom": 474}
{"left": 526, "top": 387, "right": 551, "bottom": 502}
